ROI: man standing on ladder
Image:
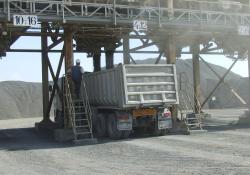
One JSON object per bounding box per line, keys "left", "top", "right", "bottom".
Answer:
{"left": 71, "top": 59, "right": 84, "bottom": 98}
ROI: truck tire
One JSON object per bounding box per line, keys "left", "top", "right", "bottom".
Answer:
{"left": 94, "top": 114, "right": 107, "bottom": 138}
{"left": 121, "top": 130, "right": 131, "bottom": 139}
{"left": 107, "top": 113, "right": 122, "bottom": 140}
{"left": 134, "top": 127, "right": 147, "bottom": 135}
{"left": 150, "top": 122, "right": 167, "bottom": 136}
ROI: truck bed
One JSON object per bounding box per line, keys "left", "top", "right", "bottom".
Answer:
{"left": 83, "top": 64, "right": 179, "bottom": 109}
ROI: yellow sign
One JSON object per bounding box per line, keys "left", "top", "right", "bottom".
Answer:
{"left": 133, "top": 108, "right": 157, "bottom": 117}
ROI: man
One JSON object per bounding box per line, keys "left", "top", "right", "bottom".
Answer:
{"left": 71, "top": 59, "right": 84, "bottom": 98}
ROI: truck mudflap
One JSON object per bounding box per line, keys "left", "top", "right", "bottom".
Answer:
{"left": 116, "top": 112, "right": 133, "bottom": 131}
{"left": 158, "top": 118, "right": 172, "bottom": 129}
{"left": 158, "top": 108, "right": 172, "bottom": 129}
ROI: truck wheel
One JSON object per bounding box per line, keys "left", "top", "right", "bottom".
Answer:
{"left": 134, "top": 127, "right": 147, "bottom": 135}
{"left": 153, "top": 128, "right": 166, "bottom": 136}
{"left": 107, "top": 113, "right": 122, "bottom": 140}
{"left": 94, "top": 114, "right": 107, "bottom": 138}
{"left": 150, "top": 122, "right": 167, "bottom": 136}
{"left": 121, "top": 130, "right": 131, "bottom": 139}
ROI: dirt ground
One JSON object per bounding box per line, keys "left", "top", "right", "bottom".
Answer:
{"left": 0, "top": 109, "right": 250, "bottom": 175}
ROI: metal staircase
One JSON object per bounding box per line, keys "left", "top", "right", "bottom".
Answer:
{"left": 64, "top": 76, "right": 95, "bottom": 143}
{"left": 179, "top": 72, "right": 203, "bottom": 131}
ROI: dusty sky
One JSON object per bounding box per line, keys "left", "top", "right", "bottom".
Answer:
{"left": 0, "top": 36, "right": 248, "bottom": 82}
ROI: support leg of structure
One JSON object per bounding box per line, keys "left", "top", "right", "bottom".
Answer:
{"left": 64, "top": 26, "right": 74, "bottom": 75}
{"left": 166, "top": 35, "right": 178, "bottom": 122}
{"left": 63, "top": 26, "right": 74, "bottom": 129}
{"left": 35, "top": 23, "right": 56, "bottom": 131}
{"left": 123, "top": 34, "right": 130, "bottom": 64}
{"left": 237, "top": 49, "right": 250, "bottom": 125}
{"left": 105, "top": 50, "right": 114, "bottom": 69}
{"left": 167, "top": 0, "right": 174, "bottom": 18}
{"left": 248, "top": 52, "right": 250, "bottom": 111}
{"left": 192, "top": 43, "right": 201, "bottom": 114}
{"left": 93, "top": 53, "right": 101, "bottom": 72}
{"left": 165, "top": 34, "right": 188, "bottom": 134}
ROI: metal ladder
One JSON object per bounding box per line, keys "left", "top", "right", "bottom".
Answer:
{"left": 179, "top": 72, "right": 203, "bottom": 130}
{"left": 64, "top": 76, "right": 94, "bottom": 142}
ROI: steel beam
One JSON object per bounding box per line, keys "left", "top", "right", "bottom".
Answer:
{"left": 199, "top": 55, "right": 246, "bottom": 105}
{"left": 47, "top": 37, "right": 64, "bottom": 51}
{"left": 2, "top": 0, "right": 250, "bottom": 30}
{"left": 64, "top": 26, "right": 74, "bottom": 75}
{"left": 123, "top": 34, "right": 130, "bottom": 64}
{"left": 105, "top": 50, "right": 114, "bottom": 69}
{"left": 46, "top": 48, "right": 65, "bottom": 119}
{"left": 93, "top": 53, "right": 101, "bottom": 72}
{"left": 167, "top": 0, "right": 174, "bottom": 18}
{"left": 165, "top": 34, "right": 178, "bottom": 124}
{"left": 201, "top": 57, "right": 239, "bottom": 108}
{"left": 192, "top": 43, "right": 201, "bottom": 114}
{"left": 5, "top": 49, "right": 230, "bottom": 55}
{"left": 248, "top": 50, "right": 250, "bottom": 110}
{"left": 166, "top": 35, "right": 176, "bottom": 64}
{"left": 41, "top": 22, "right": 50, "bottom": 122}
{"left": 63, "top": 25, "right": 74, "bottom": 129}
{"left": 6, "top": 49, "right": 160, "bottom": 54}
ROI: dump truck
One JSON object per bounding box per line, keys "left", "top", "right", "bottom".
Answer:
{"left": 54, "top": 64, "right": 179, "bottom": 139}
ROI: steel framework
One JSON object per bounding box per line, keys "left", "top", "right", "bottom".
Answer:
{"left": 0, "top": 0, "right": 250, "bottom": 130}
{"left": 0, "top": 0, "right": 250, "bottom": 31}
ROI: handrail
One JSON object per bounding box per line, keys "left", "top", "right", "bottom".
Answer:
{"left": 64, "top": 75, "right": 77, "bottom": 139}
{"left": 80, "top": 77, "right": 93, "bottom": 138}
{"left": 1, "top": 0, "right": 250, "bottom": 28}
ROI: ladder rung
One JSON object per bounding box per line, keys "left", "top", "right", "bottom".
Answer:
{"left": 75, "top": 125, "right": 90, "bottom": 128}
{"left": 74, "top": 106, "right": 85, "bottom": 108}
{"left": 73, "top": 112, "right": 86, "bottom": 115}
{"left": 76, "top": 132, "right": 92, "bottom": 135}
{"left": 75, "top": 119, "right": 88, "bottom": 121}
{"left": 186, "top": 118, "right": 198, "bottom": 120}
{"left": 187, "top": 123, "right": 199, "bottom": 126}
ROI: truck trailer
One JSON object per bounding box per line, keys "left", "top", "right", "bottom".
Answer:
{"left": 54, "top": 64, "right": 179, "bottom": 140}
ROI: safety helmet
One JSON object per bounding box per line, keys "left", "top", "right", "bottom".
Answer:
{"left": 76, "top": 59, "right": 80, "bottom": 64}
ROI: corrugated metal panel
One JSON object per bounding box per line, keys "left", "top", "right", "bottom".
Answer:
{"left": 84, "top": 66, "right": 125, "bottom": 107}
{"left": 83, "top": 64, "right": 179, "bottom": 109}
{"left": 124, "top": 64, "right": 179, "bottom": 106}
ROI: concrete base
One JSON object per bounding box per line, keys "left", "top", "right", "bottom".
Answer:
{"left": 170, "top": 121, "right": 190, "bottom": 135}
{"left": 189, "top": 129, "right": 208, "bottom": 135}
{"left": 73, "top": 138, "right": 98, "bottom": 145}
{"left": 35, "top": 119, "right": 58, "bottom": 132}
{"left": 54, "top": 129, "right": 98, "bottom": 145}
{"left": 54, "top": 129, "right": 75, "bottom": 142}
{"left": 237, "top": 110, "right": 250, "bottom": 125}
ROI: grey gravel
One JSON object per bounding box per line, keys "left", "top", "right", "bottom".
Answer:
{"left": 0, "top": 109, "right": 250, "bottom": 175}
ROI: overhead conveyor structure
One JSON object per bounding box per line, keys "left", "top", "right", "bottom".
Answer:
{"left": 0, "top": 0, "right": 250, "bottom": 137}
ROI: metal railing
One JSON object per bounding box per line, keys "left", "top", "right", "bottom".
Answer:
{"left": 64, "top": 75, "right": 77, "bottom": 139}
{"left": 80, "top": 78, "right": 93, "bottom": 138}
{"left": 1, "top": 0, "right": 250, "bottom": 29}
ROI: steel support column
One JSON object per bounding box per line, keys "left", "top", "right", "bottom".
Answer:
{"left": 247, "top": 50, "right": 250, "bottom": 110}
{"left": 123, "top": 34, "right": 130, "bottom": 64}
{"left": 64, "top": 26, "right": 74, "bottom": 74}
{"left": 166, "top": 35, "right": 176, "bottom": 64}
{"left": 192, "top": 43, "right": 201, "bottom": 114}
{"left": 93, "top": 52, "right": 101, "bottom": 72}
{"left": 167, "top": 0, "right": 174, "bottom": 18}
{"left": 105, "top": 50, "right": 114, "bottom": 69}
{"left": 41, "top": 23, "right": 50, "bottom": 122}
{"left": 165, "top": 35, "right": 178, "bottom": 123}
{"left": 64, "top": 26, "right": 74, "bottom": 129}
